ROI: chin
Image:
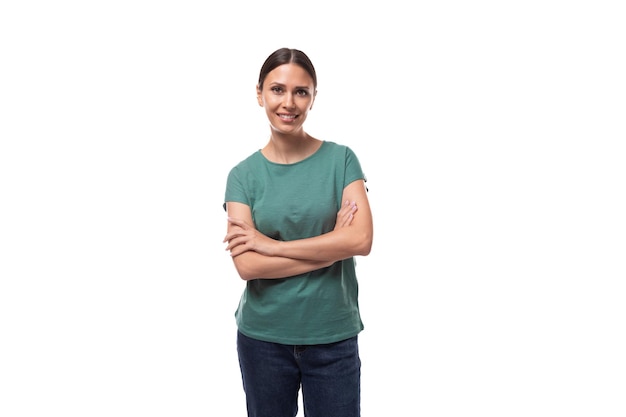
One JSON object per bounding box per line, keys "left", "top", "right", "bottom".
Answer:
{"left": 272, "top": 124, "right": 301, "bottom": 135}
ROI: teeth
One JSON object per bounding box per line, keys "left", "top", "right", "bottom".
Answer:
{"left": 279, "top": 114, "right": 296, "bottom": 120}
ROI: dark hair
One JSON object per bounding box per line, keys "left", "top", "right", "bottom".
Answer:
{"left": 258, "top": 48, "right": 317, "bottom": 90}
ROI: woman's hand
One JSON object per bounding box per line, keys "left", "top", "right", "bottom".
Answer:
{"left": 334, "top": 200, "right": 358, "bottom": 231}
{"left": 224, "top": 217, "right": 278, "bottom": 257}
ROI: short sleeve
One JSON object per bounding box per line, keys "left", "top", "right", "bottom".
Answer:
{"left": 344, "top": 146, "right": 366, "bottom": 188}
{"left": 223, "top": 166, "right": 249, "bottom": 211}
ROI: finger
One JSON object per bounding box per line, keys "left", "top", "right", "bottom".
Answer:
{"left": 229, "top": 242, "right": 250, "bottom": 257}
{"left": 337, "top": 201, "right": 353, "bottom": 217}
{"left": 225, "top": 236, "right": 246, "bottom": 252}
{"left": 336, "top": 212, "right": 352, "bottom": 228}
{"left": 341, "top": 203, "right": 358, "bottom": 223}
{"left": 223, "top": 230, "right": 244, "bottom": 243}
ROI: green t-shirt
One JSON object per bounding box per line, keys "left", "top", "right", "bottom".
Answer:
{"left": 224, "top": 141, "right": 366, "bottom": 345}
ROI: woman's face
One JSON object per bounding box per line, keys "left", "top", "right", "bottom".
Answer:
{"left": 257, "top": 63, "right": 316, "bottom": 136}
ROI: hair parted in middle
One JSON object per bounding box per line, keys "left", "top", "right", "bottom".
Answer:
{"left": 258, "top": 48, "right": 317, "bottom": 91}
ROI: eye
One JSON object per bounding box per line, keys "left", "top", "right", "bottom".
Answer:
{"left": 270, "top": 86, "right": 284, "bottom": 94}
{"left": 296, "top": 89, "right": 309, "bottom": 97}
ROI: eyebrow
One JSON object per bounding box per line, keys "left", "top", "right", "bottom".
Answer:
{"left": 268, "top": 82, "right": 311, "bottom": 90}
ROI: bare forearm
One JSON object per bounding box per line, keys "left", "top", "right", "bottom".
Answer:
{"left": 232, "top": 251, "right": 333, "bottom": 281}
{"left": 274, "top": 225, "right": 372, "bottom": 262}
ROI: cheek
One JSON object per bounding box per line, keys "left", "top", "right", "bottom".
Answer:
{"left": 261, "top": 94, "right": 279, "bottom": 108}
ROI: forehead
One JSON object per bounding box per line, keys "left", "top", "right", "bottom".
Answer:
{"left": 265, "top": 63, "right": 314, "bottom": 86}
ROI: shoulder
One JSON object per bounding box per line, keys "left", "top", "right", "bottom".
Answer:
{"left": 228, "top": 150, "right": 264, "bottom": 175}
{"left": 320, "top": 141, "right": 362, "bottom": 165}
{"left": 320, "top": 141, "right": 356, "bottom": 157}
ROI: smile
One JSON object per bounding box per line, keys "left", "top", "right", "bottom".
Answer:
{"left": 277, "top": 114, "right": 297, "bottom": 121}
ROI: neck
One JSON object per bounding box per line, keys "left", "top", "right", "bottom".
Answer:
{"left": 263, "top": 131, "right": 321, "bottom": 164}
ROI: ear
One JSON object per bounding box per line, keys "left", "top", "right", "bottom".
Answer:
{"left": 256, "top": 84, "right": 263, "bottom": 107}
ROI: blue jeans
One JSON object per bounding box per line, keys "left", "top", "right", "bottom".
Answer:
{"left": 237, "top": 331, "right": 361, "bottom": 417}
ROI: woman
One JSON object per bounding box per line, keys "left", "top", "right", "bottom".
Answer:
{"left": 223, "top": 47, "right": 373, "bottom": 417}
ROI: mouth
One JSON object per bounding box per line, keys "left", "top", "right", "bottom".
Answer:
{"left": 277, "top": 113, "right": 298, "bottom": 121}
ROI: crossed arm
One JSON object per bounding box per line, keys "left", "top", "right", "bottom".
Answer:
{"left": 223, "top": 179, "right": 373, "bottom": 281}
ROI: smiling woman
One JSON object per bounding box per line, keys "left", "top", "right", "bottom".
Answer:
{"left": 255, "top": 52, "right": 319, "bottom": 163}
{"left": 222, "top": 47, "right": 374, "bottom": 417}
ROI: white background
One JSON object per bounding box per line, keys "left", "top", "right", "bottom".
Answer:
{"left": 1, "top": 1, "right": 625, "bottom": 416}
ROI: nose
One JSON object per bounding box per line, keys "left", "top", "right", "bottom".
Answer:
{"left": 283, "top": 93, "right": 296, "bottom": 109}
